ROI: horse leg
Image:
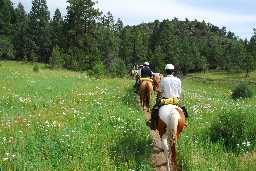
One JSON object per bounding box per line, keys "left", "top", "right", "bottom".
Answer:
{"left": 140, "top": 94, "right": 143, "bottom": 107}
{"left": 144, "top": 93, "right": 147, "bottom": 111}
{"left": 146, "top": 97, "right": 150, "bottom": 112}
{"left": 171, "top": 143, "right": 177, "bottom": 171}
{"left": 146, "top": 82, "right": 152, "bottom": 112}
{"left": 161, "top": 134, "right": 171, "bottom": 171}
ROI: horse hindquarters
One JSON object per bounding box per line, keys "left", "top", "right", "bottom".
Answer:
{"left": 145, "top": 82, "right": 153, "bottom": 110}
{"left": 159, "top": 107, "right": 181, "bottom": 171}
{"left": 139, "top": 82, "right": 145, "bottom": 107}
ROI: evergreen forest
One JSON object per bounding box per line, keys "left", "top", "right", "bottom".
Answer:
{"left": 1, "top": 0, "right": 256, "bottom": 76}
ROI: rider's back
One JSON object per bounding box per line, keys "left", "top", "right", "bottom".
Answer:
{"left": 160, "top": 75, "right": 181, "bottom": 98}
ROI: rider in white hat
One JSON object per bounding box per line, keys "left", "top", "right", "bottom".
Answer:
{"left": 150, "top": 64, "right": 188, "bottom": 130}
{"left": 161, "top": 64, "right": 180, "bottom": 99}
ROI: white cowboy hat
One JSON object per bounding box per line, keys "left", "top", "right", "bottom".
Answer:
{"left": 165, "top": 64, "right": 175, "bottom": 70}
{"left": 144, "top": 62, "right": 149, "bottom": 66}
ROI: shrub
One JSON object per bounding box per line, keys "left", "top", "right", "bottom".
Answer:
{"left": 49, "top": 46, "right": 64, "bottom": 69}
{"left": 110, "top": 59, "right": 127, "bottom": 77}
{"left": 209, "top": 108, "right": 256, "bottom": 153}
{"left": 231, "top": 82, "right": 252, "bottom": 99}
{"left": 92, "top": 63, "right": 105, "bottom": 79}
{"left": 33, "top": 64, "right": 39, "bottom": 72}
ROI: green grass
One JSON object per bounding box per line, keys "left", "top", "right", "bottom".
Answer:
{"left": 188, "top": 70, "right": 256, "bottom": 84}
{"left": 178, "top": 76, "right": 256, "bottom": 170}
{"left": 1, "top": 61, "right": 256, "bottom": 170}
{"left": 0, "top": 61, "right": 152, "bottom": 170}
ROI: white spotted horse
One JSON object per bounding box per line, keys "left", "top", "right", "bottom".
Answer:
{"left": 156, "top": 103, "right": 186, "bottom": 171}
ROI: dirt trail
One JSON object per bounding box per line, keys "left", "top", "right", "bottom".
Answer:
{"left": 143, "top": 109, "right": 168, "bottom": 171}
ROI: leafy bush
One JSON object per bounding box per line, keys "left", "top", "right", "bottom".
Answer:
{"left": 110, "top": 59, "right": 127, "bottom": 77}
{"left": 49, "top": 46, "right": 64, "bottom": 69}
{"left": 231, "top": 82, "right": 253, "bottom": 99}
{"left": 210, "top": 108, "right": 256, "bottom": 153}
{"left": 92, "top": 63, "right": 105, "bottom": 78}
{"left": 33, "top": 64, "right": 39, "bottom": 72}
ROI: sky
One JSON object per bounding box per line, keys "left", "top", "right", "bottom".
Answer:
{"left": 11, "top": 0, "right": 256, "bottom": 39}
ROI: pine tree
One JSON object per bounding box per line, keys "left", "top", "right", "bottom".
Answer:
{"left": 243, "top": 31, "right": 256, "bottom": 76}
{"left": 0, "top": 0, "right": 15, "bottom": 35}
{"left": 98, "top": 12, "right": 119, "bottom": 71}
{"left": 50, "top": 8, "right": 63, "bottom": 47}
{"left": 65, "top": 0, "right": 100, "bottom": 48}
{"left": 29, "top": 0, "right": 51, "bottom": 63}
{"left": 49, "top": 46, "right": 64, "bottom": 68}
{"left": 13, "top": 3, "right": 30, "bottom": 60}
{"left": 119, "top": 27, "right": 133, "bottom": 65}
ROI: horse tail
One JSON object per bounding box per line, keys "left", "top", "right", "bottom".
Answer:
{"left": 145, "top": 81, "right": 153, "bottom": 107}
{"left": 167, "top": 110, "right": 180, "bottom": 147}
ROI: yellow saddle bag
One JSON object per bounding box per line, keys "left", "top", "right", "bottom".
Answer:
{"left": 160, "top": 97, "right": 179, "bottom": 105}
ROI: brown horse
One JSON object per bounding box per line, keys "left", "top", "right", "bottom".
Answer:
{"left": 139, "top": 79, "right": 153, "bottom": 111}
{"left": 152, "top": 73, "right": 162, "bottom": 96}
{"left": 156, "top": 105, "right": 186, "bottom": 171}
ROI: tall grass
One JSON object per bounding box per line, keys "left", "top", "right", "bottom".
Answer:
{"left": 0, "top": 61, "right": 151, "bottom": 170}
{"left": 1, "top": 61, "right": 256, "bottom": 170}
{"left": 178, "top": 77, "right": 256, "bottom": 170}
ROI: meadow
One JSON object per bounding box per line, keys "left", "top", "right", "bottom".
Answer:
{"left": 179, "top": 73, "right": 256, "bottom": 170}
{"left": 0, "top": 61, "right": 256, "bottom": 170}
{"left": 0, "top": 61, "right": 151, "bottom": 170}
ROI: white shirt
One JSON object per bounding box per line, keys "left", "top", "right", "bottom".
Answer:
{"left": 160, "top": 75, "right": 181, "bottom": 98}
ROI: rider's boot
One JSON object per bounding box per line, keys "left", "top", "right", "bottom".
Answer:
{"left": 180, "top": 105, "right": 188, "bottom": 118}
{"left": 150, "top": 106, "right": 159, "bottom": 130}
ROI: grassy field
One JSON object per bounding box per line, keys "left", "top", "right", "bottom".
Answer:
{"left": 0, "top": 61, "right": 256, "bottom": 170}
{"left": 188, "top": 71, "right": 256, "bottom": 85}
{"left": 179, "top": 73, "right": 256, "bottom": 170}
{"left": 0, "top": 61, "right": 151, "bottom": 170}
